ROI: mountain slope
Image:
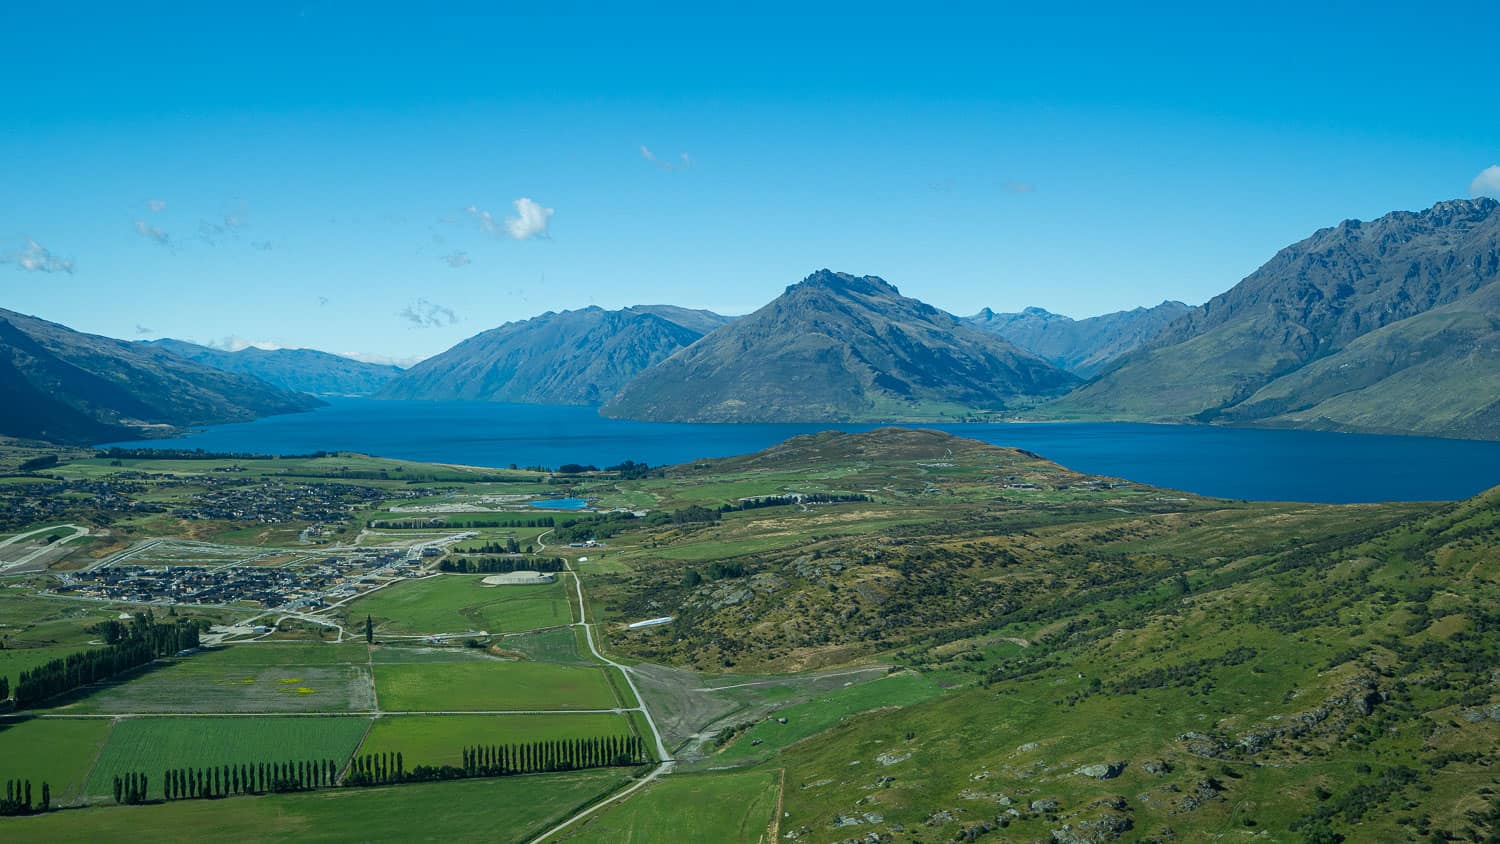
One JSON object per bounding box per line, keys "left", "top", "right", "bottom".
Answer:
{"left": 1047, "top": 198, "right": 1500, "bottom": 436}
{"left": 602, "top": 270, "right": 1078, "bottom": 422}
{"left": 0, "top": 309, "right": 323, "bottom": 444}
{"left": 376, "top": 305, "right": 733, "bottom": 406}
{"left": 964, "top": 300, "right": 1196, "bottom": 377}
{"left": 144, "top": 339, "right": 402, "bottom": 396}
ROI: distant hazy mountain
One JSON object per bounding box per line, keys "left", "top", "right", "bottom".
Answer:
{"left": 376, "top": 305, "right": 734, "bottom": 405}
{"left": 602, "top": 269, "right": 1078, "bottom": 422}
{"left": 964, "top": 301, "right": 1196, "bottom": 377}
{"left": 0, "top": 309, "right": 322, "bottom": 444}
{"left": 1047, "top": 197, "right": 1500, "bottom": 438}
{"left": 144, "top": 338, "right": 402, "bottom": 396}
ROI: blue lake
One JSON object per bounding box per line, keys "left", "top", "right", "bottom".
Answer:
{"left": 99, "top": 399, "right": 1500, "bottom": 504}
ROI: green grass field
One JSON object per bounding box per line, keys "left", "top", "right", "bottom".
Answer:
{"left": 4, "top": 769, "right": 631, "bottom": 843}
{"left": 84, "top": 716, "right": 372, "bottom": 801}
{"left": 0, "top": 717, "right": 114, "bottom": 805}
{"left": 346, "top": 575, "right": 572, "bottom": 635}
{"left": 556, "top": 769, "right": 780, "bottom": 843}
{"left": 359, "top": 713, "right": 635, "bottom": 769}
{"left": 373, "top": 662, "right": 620, "bottom": 711}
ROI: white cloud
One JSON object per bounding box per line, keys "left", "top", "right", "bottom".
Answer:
{"left": 1471, "top": 165, "right": 1500, "bottom": 198}
{"left": 206, "top": 335, "right": 281, "bottom": 351}
{"left": 7, "top": 239, "right": 75, "bottom": 273}
{"left": 504, "top": 197, "right": 553, "bottom": 240}
{"left": 639, "top": 144, "right": 693, "bottom": 172}
{"left": 341, "top": 351, "right": 426, "bottom": 368}
{"left": 134, "top": 219, "right": 170, "bottom": 246}
{"left": 469, "top": 198, "right": 554, "bottom": 240}
{"left": 440, "top": 251, "right": 471, "bottom": 268}
{"left": 399, "top": 298, "right": 459, "bottom": 328}
{"left": 466, "top": 204, "right": 498, "bottom": 233}
{"left": 147, "top": 199, "right": 167, "bottom": 212}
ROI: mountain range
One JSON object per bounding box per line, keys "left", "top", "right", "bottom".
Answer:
{"left": 9, "top": 197, "right": 1500, "bottom": 443}
{"left": 602, "top": 270, "right": 1078, "bottom": 422}
{"left": 1046, "top": 197, "right": 1500, "bottom": 438}
{"left": 963, "top": 300, "right": 1197, "bottom": 377}
{"left": 0, "top": 308, "right": 322, "bottom": 444}
{"left": 141, "top": 339, "right": 402, "bottom": 397}
{"left": 376, "top": 305, "right": 735, "bottom": 406}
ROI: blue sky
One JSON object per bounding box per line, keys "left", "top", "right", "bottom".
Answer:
{"left": 3, "top": 2, "right": 1497, "bottom": 362}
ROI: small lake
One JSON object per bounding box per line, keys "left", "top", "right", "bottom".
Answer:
{"left": 98, "top": 399, "right": 1500, "bottom": 504}
{"left": 529, "top": 498, "right": 590, "bottom": 511}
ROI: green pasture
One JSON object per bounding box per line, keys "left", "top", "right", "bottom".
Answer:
{"left": 373, "top": 661, "right": 620, "bottom": 711}
{"left": 84, "top": 716, "right": 371, "bottom": 800}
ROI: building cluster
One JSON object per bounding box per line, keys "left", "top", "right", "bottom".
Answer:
{"left": 173, "top": 481, "right": 419, "bottom": 523}
{"left": 0, "top": 478, "right": 165, "bottom": 531}
{"left": 53, "top": 550, "right": 424, "bottom": 609}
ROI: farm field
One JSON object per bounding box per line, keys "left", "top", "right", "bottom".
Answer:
{"left": 70, "top": 661, "right": 376, "bottom": 714}
{"left": 3, "top": 769, "right": 634, "bottom": 843}
{"left": 84, "top": 716, "right": 372, "bottom": 801}
{"left": 0, "top": 717, "right": 114, "bottom": 804}
{"left": 346, "top": 575, "right": 572, "bottom": 635}
{"left": 189, "top": 642, "right": 372, "bottom": 666}
{"left": 555, "top": 768, "right": 780, "bottom": 843}
{"left": 358, "top": 712, "right": 635, "bottom": 768}
{"left": 505, "top": 627, "right": 587, "bottom": 664}
{"left": 373, "top": 661, "right": 619, "bottom": 711}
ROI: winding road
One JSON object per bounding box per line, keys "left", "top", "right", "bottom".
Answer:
{"left": 524, "top": 529, "right": 675, "bottom": 844}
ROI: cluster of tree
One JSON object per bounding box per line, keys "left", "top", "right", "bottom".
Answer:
{"left": 113, "top": 772, "right": 149, "bottom": 804}
{"left": 0, "top": 676, "right": 8, "bottom": 701}
{"left": 439, "top": 557, "right": 564, "bottom": 574}
{"left": 667, "top": 505, "right": 720, "bottom": 525}
{"left": 556, "top": 463, "right": 598, "bottom": 474}
{"left": 369, "top": 516, "right": 556, "bottom": 529}
{"left": 461, "top": 735, "right": 648, "bottom": 776}
{"left": 669, "top": 559, "right": 749, "bottom": 589}
{"left": 162, "top": 759, "right": 339, "bottom": 800}
{"left": 606, "top": 460, "right": 661, "bottom": 480}
{"left": 459, "top": 537, "right": 528, "bottom": 554}
{"left": 14, "top": 614, "right": 200, "bottom": 708}
{"left": 343, "top": 752, "right": 403, "bottom": 786}
{"left": 17, "top": 455, "right": 60, "bottom": 472}
{"left": 551, "top": 512, "right": 639, "bottom": 544}
{"left": 0, "top": 779, "right": 49, "bottom": 816}
{"left": 1110, "top": 647, "right": 1258, "bottom": 695}
{"left": 722, "top": 492, "right": 870, "bottom": 512}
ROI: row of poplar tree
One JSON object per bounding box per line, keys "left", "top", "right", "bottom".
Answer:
{"left": 9, "top": 614, "right": 201, "bottom": 709}
{"left": 0, "top": 780, "right": 50, "bottom": 816}
{"left": 110, "top": 735, "right": 648, "bottom": 806}
{"left": 462, "top": 735, "right": 648, "bottom": 776}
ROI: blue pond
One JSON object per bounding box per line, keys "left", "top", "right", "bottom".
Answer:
{"left": 529, "top": 498, "right": 590, "bottom": 510}
{"left": 98, "top": 399, "right": 1500, "bottom": 504}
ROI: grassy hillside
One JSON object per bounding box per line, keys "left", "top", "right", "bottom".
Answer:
{"left": 1046, "top": 198, "right": 1500, "bottom": 439}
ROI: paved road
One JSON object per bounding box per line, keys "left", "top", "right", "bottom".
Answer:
{"left": 0, "top": 523, "right": 89, "bottom": 571}
{"left": 524, "top": 557, "right": 675, "bottom": 844}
